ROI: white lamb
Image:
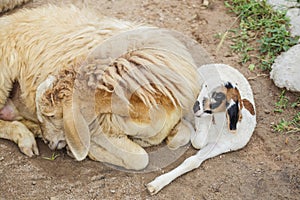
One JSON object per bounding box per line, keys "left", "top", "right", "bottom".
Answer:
{"left": 147, "top": 63, "right": 256, "bottom": 195}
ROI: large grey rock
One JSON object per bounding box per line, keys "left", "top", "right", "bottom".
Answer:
{"left": 270, "top": 44, "right": 300, "bottom": 92}
{"left": 267, "top": 0, "right": 300, "bottom": 10}
{"left": 266, "top": 0, "right": 300, "bottom": 37}
{"left": 286, "top": 8, "right": 300, "bottom": 37}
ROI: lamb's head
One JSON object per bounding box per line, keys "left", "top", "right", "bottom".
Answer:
{"left": 193, "top": 82, "right": 255, "bottom": 133}
{"left": 36, "top": 69, "right": 91, "bottom": 161}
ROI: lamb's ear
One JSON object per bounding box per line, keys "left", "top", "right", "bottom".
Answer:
{"left": 242, "top": 99, "right": 255, "bottom": 115}
{"left": 63, "top": 100, "right": 90, "bottom": 161}
{"left": 226, "top": 100, "right": 240, "bottom": 133}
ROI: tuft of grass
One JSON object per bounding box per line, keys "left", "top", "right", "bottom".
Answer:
{"left": 274, "top": 90, "right": 289, "bottom": 113}
{"left": 225, "top": 0, "right": 299, "bottom": 70}
{"left": 42, "top": 152, "right": 60, "bottom": 161}
{"left": 273, "top": 91, "right": 300, "bottom": 134}
{"left": 274, "top": 112, "right": 300, "bottom": 133}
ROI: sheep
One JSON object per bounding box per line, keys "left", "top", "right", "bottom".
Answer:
{"left": 147, "top": 63, "right": 256, "bottom": 195}
{"left": 0, "top": 4, "right": 149, "bottom": 157}
{"left": 36, "top": 26, "right": 201, "bottom": 170}
{"left": 0, "top": 5, "right": 201, "bottom": 170}
{"left": 0, "top": 0, "right": 30, "bottom": 13}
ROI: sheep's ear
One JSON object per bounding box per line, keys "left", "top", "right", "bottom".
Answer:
{"left": 226, "top": 100, "right": 240, "bottom": 133}
{"left": 63, "top": 100, "right": 90, "bottom": 161}
{"left": 242, "top": 99, "right": 255, "bottom": 115}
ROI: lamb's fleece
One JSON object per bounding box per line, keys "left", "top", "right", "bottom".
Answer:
{"left": 0, "top": 5, "right": 201, "bottom": 166}
{"left": 0, "top": 0, "right": 30, "bottom": 13}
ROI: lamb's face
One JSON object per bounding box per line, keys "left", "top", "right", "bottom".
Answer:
{"left": 38, "top": 100, "right": 67, "bottom": 150}
{"left": 193, "top": 84, "right": 228, "bottom": 117}
{"left": 193, "top": 82, "right": 242, "bottom": 132}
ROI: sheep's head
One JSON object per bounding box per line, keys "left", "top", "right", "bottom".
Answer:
{"left": 193, "top": 82, "right": 255, "bottom": 133}
{"left": 36, "top": 69, "right": 91, "bottom": 161}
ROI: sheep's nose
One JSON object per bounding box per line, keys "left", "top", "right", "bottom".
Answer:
{"left": 193, "top": 100, "right": 200, "bottom": 114}
{"left": 57, "top": 140, "right": 67, "bottom": 149}
{"left": 48, "top": 140, "right": 66, "bottom": 150}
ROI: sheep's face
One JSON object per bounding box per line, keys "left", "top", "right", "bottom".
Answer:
{"left": 193, "top": 82, "right": 242, "bottom": 132}
{"left": 37, "top": 95, "right": 66, "bottom": 151}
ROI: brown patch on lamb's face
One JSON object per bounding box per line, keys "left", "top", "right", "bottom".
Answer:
{"left": 194, "top": 82, "right": 243, "bottom": 133}
{"left": 200, "top": 85, "right": 228, "bottom": 114}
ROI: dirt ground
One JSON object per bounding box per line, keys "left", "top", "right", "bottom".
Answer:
{"left": 0, "top": 0, "right": 299, "bottom": 199}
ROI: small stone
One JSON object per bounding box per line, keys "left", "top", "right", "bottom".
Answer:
{"left": 202, "top": 0, "right": 209, "bottom": 6}
{"left": 32, "top": 181, "right": 36, "bottom": 185}
{"left": 0, "top": 157, "right": 4, "bottom": 161}
{"left": 264, "top": 110, "right": 270, "bottom": 114}
{"left": 110, "top": 189, "right": 116, "bottom": 194}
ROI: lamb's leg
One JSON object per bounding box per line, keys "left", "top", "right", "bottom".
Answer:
{"left": 0, "top": 120, "right": 39, "bottom": 157}
{"left": 146, "top": 142, "right": 232, "bottom": 195}
{"left": 166, "top": 119, "right": 193, "bottom": 150}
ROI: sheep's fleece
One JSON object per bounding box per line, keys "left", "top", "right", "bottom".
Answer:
{"left": 0, "top": 5, "right": 201, "bottom": 170}
{"left": 0, "top": 0, "right": 30, "bottom": 13}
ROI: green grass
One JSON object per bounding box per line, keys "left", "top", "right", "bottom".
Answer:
{"left": 274, "top": 112, "right": 300, "bottom": 133}
{"left": 42, "top": 152, "right": 60, "bottom": 161}
{"left": 224, "top": 0, "right": 299, "bottom": 70}
{"left": 273, "top": 90, "right": 300, "bottom": 133}
{"left": 274, "top": 90, "right": 289, "bottom": 113}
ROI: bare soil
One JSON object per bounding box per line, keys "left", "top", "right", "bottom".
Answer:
{"left": 0, "top": 0, "right": 299, "bottom": 199}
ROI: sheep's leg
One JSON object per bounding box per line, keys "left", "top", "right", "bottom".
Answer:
{"left": 146, "top": 142, "right": 231, "bottom": 195}
{"left": 88, "top": 141, "right": 130, "bottom": 168}
{"left": 0, "top": 120, "right": 39, "bottom": 157}
{"left": 91, "top": 132, "right": 149, "bottom": 170}
{"left": 20, "top": 119, "right": 42, "bottom": 138}
{"left": 166, "top": 119, "right": 193, "bottom": 150}
{"left": 191, "top": 115, "right": 212, "bottom": 149}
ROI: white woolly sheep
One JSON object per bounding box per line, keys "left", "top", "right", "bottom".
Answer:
{"left": 0, "top": 5, "right": 145, "bottom": 156}
{"left": 147, "top": 63, "right": 256, "bottom": 195}
{"left": 36, "top": 26, "right": 201, "bottom": 170}
{"left": 0, "top": 5, "right": 201, "bottom": 170}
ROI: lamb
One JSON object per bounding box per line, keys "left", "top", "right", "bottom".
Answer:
{"left": 0, "top": 5, "right": 201, "bottom": 170}
{"left": 147, "top": 63, "right": 256, "bottom": 195}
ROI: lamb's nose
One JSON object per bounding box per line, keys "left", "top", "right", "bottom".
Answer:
{"left": 193, "top": 100, "right": 200, "bottom": 114}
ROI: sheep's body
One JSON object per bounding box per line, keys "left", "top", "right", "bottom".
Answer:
{"left": 0, "top": 5, "right": 143, "bottom": 156}
{"left": 0, "top": 0, "right": 30, "bottom": 13}
{"left": 0, "top": 5, "right": 200, "bottom": 170}
{"left": 36, "top": 26, "right": 200, "bottom": 169}
{"left": 147, "top": 64, "right": 256, "bottom": 195}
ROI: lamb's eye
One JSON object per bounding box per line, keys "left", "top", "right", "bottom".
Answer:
{"left": 214, "top": 92, "right": 225, "bottom": 100}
